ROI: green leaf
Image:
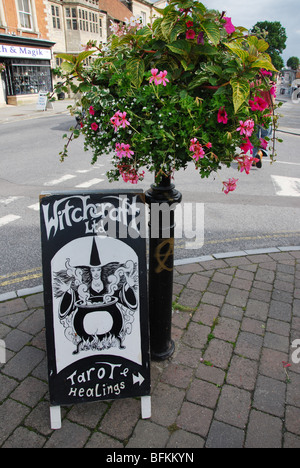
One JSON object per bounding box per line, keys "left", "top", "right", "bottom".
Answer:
{"left": 56, "top": 53, "right": 76, "bottom": 63}
{"left": 79, "top": 82, "right": 91, "bottom": 92}
{"left": 126, "top": 58, "right": 145, "bottom": 88}
{"left": 166, "top": 39, "right": 191, "bottom": 56}
{"left": 170, "top": 23, "right": 186, "bottom": 42}
{"left": 201, "top": 21, "right": 220, "bottom": 46}
{"left": 76, "top": 50, "right": 96, "bottom": 63}
{"left": 230, "top": 77, "right": 250, "bottom": 112}
{"left": 161, "top": 10, "right": 178, "bottom": 40}
{"left": 61, "top": 61, "right": 75, "bottom": 73}
{"left": 224, "top": 42, "right": 249, "bottom": 63}
{"left": 251, "top": 58, "right": 277, "bottom": 71}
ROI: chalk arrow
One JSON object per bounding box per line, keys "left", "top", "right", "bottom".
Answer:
{"left": 133, "top": 372, "right": 145, "bottom": 386}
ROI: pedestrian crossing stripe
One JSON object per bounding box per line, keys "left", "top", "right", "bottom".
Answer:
{"left": 0, "top": 214, "right": 21, "bottom": 227}
{"left": 271, "top": 175, "right": 300, "bottom": 197}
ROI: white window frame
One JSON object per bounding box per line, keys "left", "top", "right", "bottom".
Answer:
{"left": 15, "top": 0, "right": 37, "bottom": 32}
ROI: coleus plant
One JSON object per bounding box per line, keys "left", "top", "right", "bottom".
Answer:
{"left": 55, "top": 0, "right": 280, "bottom": 193}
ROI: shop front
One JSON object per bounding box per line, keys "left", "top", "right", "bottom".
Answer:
{"left": 0, "top": 35, "right": 55, "bottom": 106}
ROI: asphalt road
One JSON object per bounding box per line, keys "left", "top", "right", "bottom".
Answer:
{"left": 0, "top": 101, "right": 300, "bottom": 294}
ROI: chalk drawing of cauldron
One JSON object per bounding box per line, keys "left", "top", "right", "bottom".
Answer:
{"left": 72, "top": 296, "right": 125, "bottom": 355}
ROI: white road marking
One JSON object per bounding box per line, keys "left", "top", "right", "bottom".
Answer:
{"left": 0, "top": 214, "right": 21, "bottom": 227}
{"left": 271, "top": 175, "right": 300, "bottom": 197}
{"left": 0, "top": 196, "right": 23, "bottom": 205}
{"left": 44, "top": 174, "right": 76, "bottom": 186}
{"left": 75, "top": 178, "right": 104, "bottom": 188}
{"left": 266, "top": 159, "right": 300, "bottom": 166}
{"left": 28, "top": 203, "right": 40, "bottom": 211}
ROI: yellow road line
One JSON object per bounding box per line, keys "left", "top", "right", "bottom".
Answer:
{"left": 0, "top": 267, "right": 42, "bottom": 280}
{"left": 0, "top": 273, "right": 43, "bottom": 287}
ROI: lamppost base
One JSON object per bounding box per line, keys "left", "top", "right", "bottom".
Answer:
{"left": 151, "top": 339, "right": 175, "bottom": 361}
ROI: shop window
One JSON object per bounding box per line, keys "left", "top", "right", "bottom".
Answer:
{"left": 4, "top": 59, "right": 52, "bottom": 96}
{"left": 51, "top": 5, "right": 61, "bottom": 29}
{"left": 18, "top": 0, "right": 33, "bottom": 29}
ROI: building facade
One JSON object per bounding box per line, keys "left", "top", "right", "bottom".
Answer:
{"left": 0, "top": 0, "right": 54, "bottom": 105}
{"left": 0, "top": 0, "right": 165, "bottom": 106}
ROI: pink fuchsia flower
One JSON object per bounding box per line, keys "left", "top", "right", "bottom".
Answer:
{"left": 222, "top": 178, "right": 238, "bottom": 194}
{"left": 217, "top": 107, "right": 228, "bottom": 124}
{"left": 249, "top": 96, "right": 269, "bottom": 112}
{"left": 89, "top": 106, "right": 95, "bottom": 116}
{"left": 235, "top": 154, "right": 259, "bottom": 174}
{"left": 149, "top": 68, "right": 160, "bottom": 85}
{"left": 186, "top": 29, "right": 196, "bottom": 40}
{"left": 236, "top": 119, "right": 255, "bottom": 137}
{"left": 91, "top": 122, "right": 98, "bottom": 131}
{"left": 240, "top": 137, "right": 254, "bottom": 155}
{"left": 223, "top": 17, "right": 235, "bottom": 35}
{"left": 157, "top": 70, "right": 170, "bottom": 86}
{"left": 186, "top": 20, "right": 194, "bottom": 28}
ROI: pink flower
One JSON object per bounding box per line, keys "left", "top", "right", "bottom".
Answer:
{"left": 260, "top": 138, "right": 268, "bottom": 149}
{"left": 223, "top": 17, "right": 235, "bottom": 35}
{"left": 91, "top": 122, "right": 98, "bottom": 131}
{"left": 260, "top": 69, "right": 272, "bottom": 77}
{"left": 235, "top": 154, "right": 259, "bottom": 174}
{"left": 236, "top": 119, "right": 255, "bottom": 137}
{"left": 189, "top": 138, "right": 205, "bottom": 161}
{"left": 249, "top": 96, "right": 268, "bottom": 112}
{"left": 110, "top": 110, "right": 130, "bottom": 132}
{"left": 110, "top": 112, "right": 121, "bottom": 132}
{"left": 157, "top": 70, "right": 170, "bottom": 86}
{"left": 217, "top": 107, "right": 228, "bottom": 124}
{"left": 222, "top": 178, "right": 238, "bottom": 194}
{"left": 119, "top": 111, "right": 130, "bottom": 129}
{"left": 270, "top": 85, "right": 277, "bottom": 98}
{"left": 186, "top": 29, "right": 196, "bottom": 40}
{"left": 205, "top": 142, "right": 212, "bottom": 149}
{"left": 115, "top": 142, "right": 134, "bottom": 158}
{"left": 118, "top": 165, "right": 144, "bottom": 184}
{"left": 186, "top": 20, "right": 194, "bottom": 28}
{"left": 89, "top": 106, "right": 95, "bottom": 116}
{"left": 149, "top": 68, "right": 160, "bottom": 85}
{"left": 240, "top": 138, "right": 254, "bottom": 155}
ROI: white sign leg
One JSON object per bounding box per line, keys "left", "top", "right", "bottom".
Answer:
{"left": 141, "top": 396, "right": 151, "bottom": 419}
{"left": 50, "top": 406, "right": 62, "bottom": 430}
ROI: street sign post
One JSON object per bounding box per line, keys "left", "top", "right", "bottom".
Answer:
{"left": 40, "top": 190, "right": 151, "bottom": 429}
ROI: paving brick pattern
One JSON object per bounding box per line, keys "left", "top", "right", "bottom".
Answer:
{"left": 1, "top": 250, "right": 300, "bottom": 448}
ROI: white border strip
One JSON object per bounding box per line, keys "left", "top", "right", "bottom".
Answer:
{"left": 1, "top": 246, "right": 300, "bottom": 302}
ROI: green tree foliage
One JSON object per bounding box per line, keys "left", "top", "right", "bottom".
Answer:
{"left": 287, "top": 56, "right": 300, "bottom": 70}
{"left": 251, "top": 21, "right": 286, "bottom": 71}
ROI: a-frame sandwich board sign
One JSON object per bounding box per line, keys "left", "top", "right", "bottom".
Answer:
{"left": 40, "top": 189, "right": 151, "bottom": 429}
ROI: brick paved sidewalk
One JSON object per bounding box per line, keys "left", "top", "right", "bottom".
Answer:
{"left": 1, "top": 249, "right": 300, "bottom": 448}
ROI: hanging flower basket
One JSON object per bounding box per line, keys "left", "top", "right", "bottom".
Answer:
{"left": 56, "top": 0, "right": 280, "bottom": 193}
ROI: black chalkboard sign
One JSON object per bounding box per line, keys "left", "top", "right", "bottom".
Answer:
{"left": 40, "top": 190, "right": 151, "bottom": 428}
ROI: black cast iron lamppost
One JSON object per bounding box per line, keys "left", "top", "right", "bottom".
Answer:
{"left": 145, "top": 174, "right": 182, "bottom": 361}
